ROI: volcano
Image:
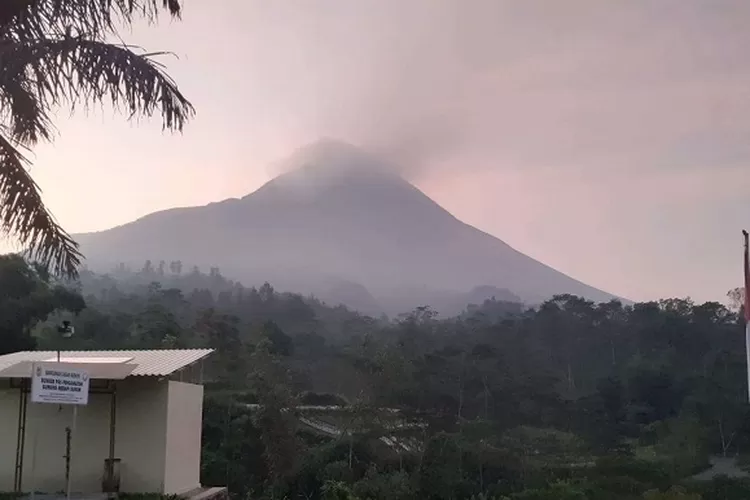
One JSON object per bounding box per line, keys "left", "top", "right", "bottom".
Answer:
{"left": 73, "top": 140, "right": 619, "bottom": 315}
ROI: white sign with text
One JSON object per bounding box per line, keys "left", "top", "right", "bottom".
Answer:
{"left": 31, "top": 363, "right": 90, "bottom": 405}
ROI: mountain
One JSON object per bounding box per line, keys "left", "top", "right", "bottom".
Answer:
{"left": 73, "top": 140, "right": 620, "bottom": 315}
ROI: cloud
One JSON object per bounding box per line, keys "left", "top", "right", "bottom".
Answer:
{"left": 198, "top": 0, "right": 750, "bottom": 187}
{"left": 24, "top": 0, "right": 750, "bottom": 301}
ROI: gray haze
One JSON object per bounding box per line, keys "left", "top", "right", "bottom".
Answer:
{"left": 5, "top": 1, "right": 749, "bottom": 302}
{"left": 73, "top": 141, "right": 619, "bottom": 316}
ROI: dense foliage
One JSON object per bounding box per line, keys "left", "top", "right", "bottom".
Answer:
{"left": 3, "top": 254, "right": 750, "bottom": 499}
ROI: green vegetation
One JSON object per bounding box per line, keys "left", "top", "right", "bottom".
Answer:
{"left": 3, "top": 255, "right": 750, "bottom": 499}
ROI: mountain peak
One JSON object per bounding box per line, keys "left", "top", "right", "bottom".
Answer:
{"left": 259, "top": 139, "right": 409, "bottom": 200}
{"left": 279, "top": 139, "right": 401, "bottom": 181}
{"left": 290, "top": 138, "right": 371, "bottom": 164}
{"left": 74, "top": 139, "right": 621, "bottom": 314}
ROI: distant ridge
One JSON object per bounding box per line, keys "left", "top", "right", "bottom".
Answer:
{"left": 73, "top": 140, "right": 621, "bottom": 315}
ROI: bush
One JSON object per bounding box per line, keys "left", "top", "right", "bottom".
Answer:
{"left": 689, "top": 476, "right": 750, "bottom": 500}
{"left": 352, "top": 468, "right": 414, "bottom": 500}
{"left": 593, "top": 456, "right": 671, "bottom": 490}
{"left": 508, "top": 479, "right": 594, "bottom": 500}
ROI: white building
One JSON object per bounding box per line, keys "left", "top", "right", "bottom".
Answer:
{"left": 0, "top": 349, "right": 214, "bottom": 496}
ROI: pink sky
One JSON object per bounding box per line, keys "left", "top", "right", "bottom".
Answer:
{"left": 2, "top": 0, "right": 749, "bottom": 303}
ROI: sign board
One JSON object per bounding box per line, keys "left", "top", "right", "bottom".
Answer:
{"left": 30, "top": 363, "right": 90, "bottom": 405}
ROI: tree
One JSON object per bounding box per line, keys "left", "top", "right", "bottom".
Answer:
{"left": 194, "top": 308, "right": 244, "bottom": 383}
{"left": 133, "top": 301, "right": 182, "bottom": 348}
{"left": 249, "top": 339, "right": 300, "bottom": 486}
{"left": 642, "top": 486, "right": 701, "bottom": 500}
{"left": 500, "top": 426, "right": 591, "bottom": 485}
{"left": 322, "top": 481, "right": 361, "bottom": 500}
{"left": 262, "top": 320, "right": 294, "bottom": 357}
{"left": 727, "top": 287, "right": 745, "bottom": 316}
{"left": 587, "top": 377, "right": 630, "bottom": 453}
{"left": 509, "top": 480, "right": 593, "bottom": 500}
{"left": 141, "top": 260, "right": 155, "bottom": 276}
{"left": 169, "top": 260, "right": 183, "bottom": 275}
{"left": 0, "top": 253, "right": 85, "bottom": 354}
{"left": 0, "top": 0, "right": 194, "bottom": 277}
{"left": 418, "top": 433, "right": 466, "bottom": 500}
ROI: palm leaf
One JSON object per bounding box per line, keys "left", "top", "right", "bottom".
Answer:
{"left": 0, "top": 1, "right": 182, "bottom": 39}
{"left": 0, "top": 132, "right": 80, "bottom": 277}
{"left": 0, "top": 37, "right": 193, "bottom": 277}
{"left": 1, "top": 35, "right": 194, "bottom": 132}
{"left": 0, "top": 70, "right": 53, "bottom": 145}
{"left": 0, "top": 1, "right": 193, "bottom": 279}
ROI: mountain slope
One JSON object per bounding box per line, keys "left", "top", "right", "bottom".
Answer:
{"left": 73, "top": 140, "right": 620, "bottom": 314}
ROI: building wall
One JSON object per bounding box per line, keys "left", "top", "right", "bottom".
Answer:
{"left": 0, "top": 378, "right": 171, "bottom": 494}
{"left": 115, "top": 378, "right": 169, "bottom": 493}
{"left": 0, "top": 382, "right": 22, "bottom": 491}
{"left": 0, "top": 382, "right": 112, "bottom": 494}
{"left": 163, "top": 381, "right": 204, "bottom": 495}
{"left": 23, "top": 390, "right": 111, "bottom": 494}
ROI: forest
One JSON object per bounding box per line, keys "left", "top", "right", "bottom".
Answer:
{"left": 3, "top": 253, "right": 750, "bottom": 500}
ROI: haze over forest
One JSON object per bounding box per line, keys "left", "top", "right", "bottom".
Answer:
{"left": 1, "top": 0, "right": 748, "bottom": 304}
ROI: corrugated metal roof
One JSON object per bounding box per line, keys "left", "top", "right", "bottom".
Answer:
{"left": 0, "top": 361, "right": 138, "bottom": 380}
{"left": 0, "top": 349, "right": 213, "bottom": 378}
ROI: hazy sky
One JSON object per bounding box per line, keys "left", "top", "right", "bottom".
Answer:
{"left": 2, "top": 0, "right": 749, "bottom": 303}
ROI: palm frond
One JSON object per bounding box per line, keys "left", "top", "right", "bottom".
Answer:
{"left": 1, "top": 35, "right": 194, "bottom": 132}
{"left": 0, "top": 131, "right": 81, "bottom": 277}
{"left": 0, "top": 1, "right": 182, "bottom": 39}
{"left": 0, "top": 73, "right": 53, "bottom": 145}
{"left": 0, "top": 1, "right": 192, "bottom": 279}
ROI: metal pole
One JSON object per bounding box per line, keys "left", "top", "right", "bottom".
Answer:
{"left": 14, "top": 383, "right": 28, "bottom": 492}
{"left": 109, "top": 386, "right": 116, "bottom": 461}
{"left": 58, "top": 353, "right": 63, "bottom": 414}
{"left": 30, "top": 411, "right": 39, "bottom": 500}
{"left": 744, "top": 230, "right": 750, "bottom": 402}
{"left": 63, "top": 426, "right": 71, "bottom": 494}
{"left": 103, "top": 385, "right": 118, "bottom": 497}
{"left": 66, "top": 406, "right": 78, "bottom": 500}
